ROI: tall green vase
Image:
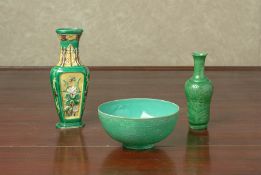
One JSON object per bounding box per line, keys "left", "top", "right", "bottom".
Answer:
{"left": 50, "top": 28, "right": 90, "bottom": 129}
{"left": 185, "top": 51, "right": 213, "bottom": 130}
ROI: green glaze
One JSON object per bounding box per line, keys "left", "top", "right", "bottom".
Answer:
{"left": 57, "top": 28, "right": 83, "bottom": 48}
{"left": 60, "top": 39, "right": 79, "bottom": 49}
{"left": 56, "top": 28, "right": 83, "bottom": 34}
{"left": 185, "top": 52, "right": 213, "bottom": 130}
{"left": 98, "top": 98, "right": 179, "bottom": 150}
{"left": 50, "top": 28, "right": 90, "bottom": 129}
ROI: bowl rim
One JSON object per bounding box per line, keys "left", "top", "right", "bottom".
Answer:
{"left": 98, "top": 98, "right": 179, "bottom": 120}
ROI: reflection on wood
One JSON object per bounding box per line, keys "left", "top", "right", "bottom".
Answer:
{"left": 101, "top": 148, "right": 176, "bottom": 175}
{"left": 53, "top": 128, "right": 88, "bottom": 175}
{"left": 185, "top": 129, "right": 210, "bottom": 174}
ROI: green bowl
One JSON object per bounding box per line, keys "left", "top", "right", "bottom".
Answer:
{"left": 98, "top": 98, "right": 179, "bottom": 150}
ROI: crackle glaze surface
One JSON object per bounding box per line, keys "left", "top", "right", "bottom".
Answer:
{"left": 98, "top": 98, "right": 179, "bottom": 150}
{"left": 50, "top": 28, "right": 90, "bottom": 129}
{"left": 185, "top": 52, "right": 213, "bottom": 130}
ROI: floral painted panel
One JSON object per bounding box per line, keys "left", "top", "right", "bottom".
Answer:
{"left": 60, "top": 73, "right": 84, "bottom": 119}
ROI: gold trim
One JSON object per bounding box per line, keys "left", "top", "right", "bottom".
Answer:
{"left": 57, "top": 44, "right": 81, "bottom": 67}
{"left": 67, "top": 34, "right": 78, "bottom": 40}
{"left": 58, "top": 34, "right": 78, "bottom": 41}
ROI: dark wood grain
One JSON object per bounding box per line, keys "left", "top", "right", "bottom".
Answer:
{"left": 0, "top": 70, "right": 260, "bottom": 174}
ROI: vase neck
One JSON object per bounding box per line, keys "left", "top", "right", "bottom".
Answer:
{"left": 56, "top": 32, "right": 82, "bottom": 67}
{"left": 192, "top": 52, "right": 207, "bottom": 80}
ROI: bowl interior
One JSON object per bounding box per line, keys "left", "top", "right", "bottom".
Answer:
{"left": 98, "top": 98, "right": 179, "bottom": 119}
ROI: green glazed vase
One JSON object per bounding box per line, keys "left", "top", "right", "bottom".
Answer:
{"left": 50, "top": 28, "right": 90, "bottom": 129}
{"left": 185, "top": 52, "right": 213, "bottom": 130}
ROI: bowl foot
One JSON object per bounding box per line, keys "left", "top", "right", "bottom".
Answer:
{"left": 123, "top": 144, "right": 154, "bottom": 150}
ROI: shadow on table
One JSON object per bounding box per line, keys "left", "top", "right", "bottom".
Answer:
{"left": 100, "top": 147, "right": 176, "bottom": 175}
{"left": 185, "top": 128, "right": 211, "bottom": 174}
{"left": 53, "top": 128, "right": 88, "bottom": 175}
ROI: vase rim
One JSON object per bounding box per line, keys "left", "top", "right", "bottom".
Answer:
{"left": 56, "top": 28, "right": 83, "bottom": 35}
{"left": 192, "top": 51, "right": 208, "bottom": 57}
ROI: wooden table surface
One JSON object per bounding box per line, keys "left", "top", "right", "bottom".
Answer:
{"left": 0, "top": 70, "right": 260, "bottom": 175}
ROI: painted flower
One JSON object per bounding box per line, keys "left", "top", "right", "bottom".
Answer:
{"left": 69, "top": 77, "right": 76, "bottom": 82}
{"left": 63, "top": 77, "right": 81, "bottom": 116}
{"left": 64, "top": 106, "right": 73, "bottom": 116}
{"left": 67, "top": 86, "right": 77, "bottom": 98}
{"left": 73, "top": 106, "right": 79, "bottom": 113}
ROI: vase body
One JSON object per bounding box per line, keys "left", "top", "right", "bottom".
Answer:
{"left": 185, "top": 52, "right": 213, "bottom": 130}
{"left": 50, "top": 28, "right": 90, "bottom": 129}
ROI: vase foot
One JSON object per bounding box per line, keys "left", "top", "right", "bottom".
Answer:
{"left": 189, "top": 123, "right": 208, "bottom": 130}
{"left": 56, "top": 121, "right": 85, "bottom": 129}
{"left": 123, "top": 144, "right": 154, "bottom": 150}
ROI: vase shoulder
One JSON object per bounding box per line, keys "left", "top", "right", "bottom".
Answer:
{"left": 185, "top": 77, "right": 213, "bottom": 101}
{"left": 51, "top": 65, "right": 89, "bottom": 74}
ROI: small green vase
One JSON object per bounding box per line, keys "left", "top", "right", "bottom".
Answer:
{"left": 50, "top": 28, "right": 90, "bottom": 129}
{"left": 185, "top": 51, "right": 213, "bottom": 130}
